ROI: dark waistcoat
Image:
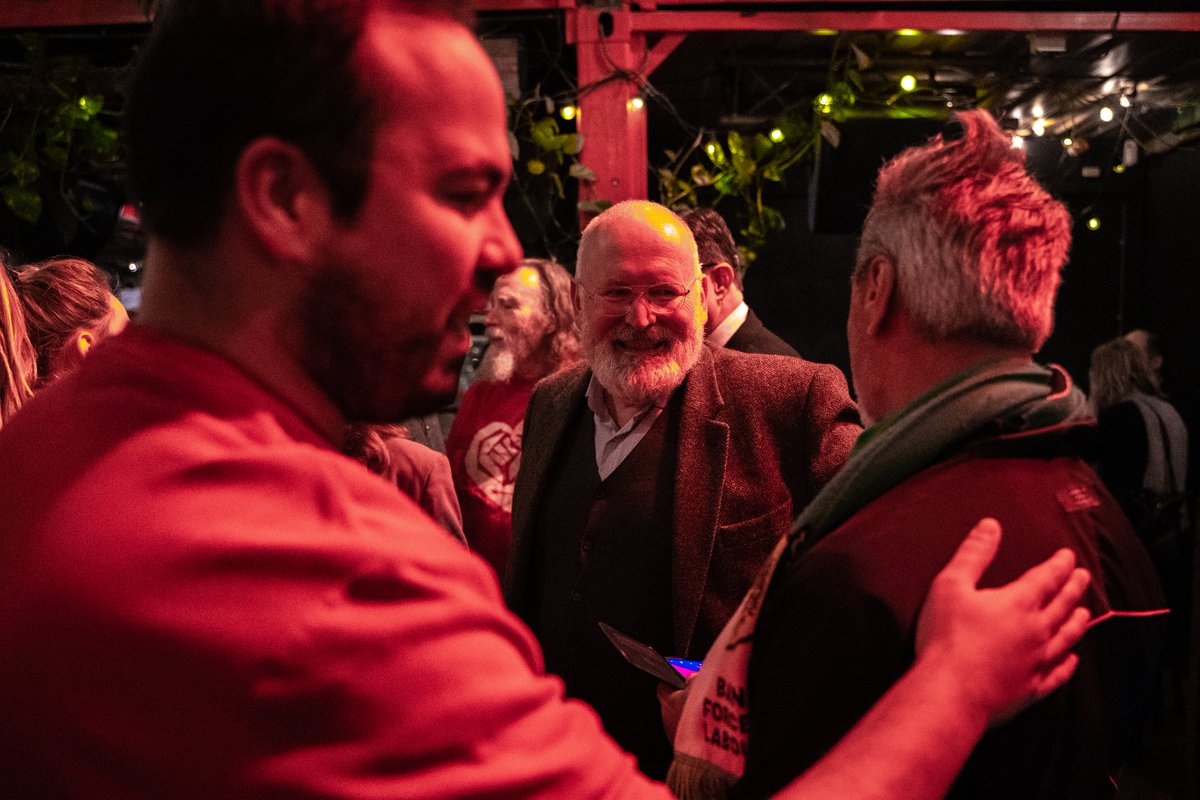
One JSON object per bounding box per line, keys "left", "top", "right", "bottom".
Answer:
{"left": 528, "top": 392, "right": 682, "bottom": 778}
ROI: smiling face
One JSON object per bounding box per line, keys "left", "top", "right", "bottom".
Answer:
{"left": 576, "top": 202, "right": 706, "bottom": 406}
{"left": 297, "top": 9, "right": 520, "bottom": 422}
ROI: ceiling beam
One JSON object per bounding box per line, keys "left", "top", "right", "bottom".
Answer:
{"left": 1, "top": 1, "right": 156, "bottom": 28}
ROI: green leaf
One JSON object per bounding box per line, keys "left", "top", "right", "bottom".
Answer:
{"left": 560, "top": 133, "right": 581, "bottom": 156}
{"left": 531, "top": 118, "right": 559, "bottom": 150}
{"left": 726, "top": 130, "right": 745, "bottom": 158}
{"left": 526, "top": 159, "right": 546, "bottom": 175}
{"left": 569, "top": 163, "right": 596, "bottom": 182}
{"left": 2, "top": 184, "right": 42, "bottom": 223}
{"left": 550, "top": 172, "right": 564, "bottom": 199}
{"left": 76, "top": 95, "right": 103, "bottom": 119}
{"left": 689, "top": 163, "right": 713, "bottom": 187}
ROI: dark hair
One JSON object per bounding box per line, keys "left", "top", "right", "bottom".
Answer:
{"left": 14, "top": 257, "right": 117, "bottom": 384}
{"left": 126, "top": 0, "right": 473, "bottom": 246}
{"left": 678, "top": 207, "right": 743, "bottom": 288}
{"left": 342, "top": 422, "right": 409, "bottom": 475}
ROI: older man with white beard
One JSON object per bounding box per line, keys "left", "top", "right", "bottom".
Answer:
{"left": 446, "top": 258, "right": 581, "bottom": 577}
{"left": 505, "top": 200, "right": 861, "bottom": 779}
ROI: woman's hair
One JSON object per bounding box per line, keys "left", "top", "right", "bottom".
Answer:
{"left": 14, "top": 257, "right": 118, "bottom": 384}
{"left": 0, "top": 262, "right": 37, "bottom": 428}
{"left": 1089, "top": 336, "right": 1162, "bottom": 412}
{"left": 342, "top": 422, "right": 409, "bottom": 476}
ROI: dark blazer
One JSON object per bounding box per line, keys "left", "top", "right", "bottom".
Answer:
{"left": 725, "top": 308, "right": 800, "bottom": 357}
{"left": 506, "top": 344, "right": 861, "bottom": 656}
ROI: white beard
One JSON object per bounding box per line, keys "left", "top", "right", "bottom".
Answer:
{"left": 585, "top": 322, "right": 703, "bottom": 407}
{"left": 476, "top": 344, "right": 515, "bottom": 382}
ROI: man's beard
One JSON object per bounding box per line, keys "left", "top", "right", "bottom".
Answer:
{"left": 476, "top": 343, "right": 515, "bottom": 382}
{"left": 294, "top": 265, "right": 465, "bottom": 424}
{"left": 584, "top": 319, "right": 704, "bottom": 407}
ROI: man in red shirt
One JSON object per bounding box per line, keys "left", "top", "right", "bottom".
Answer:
{"left": 447, "top": 257, "right": 580, "bottom": 575}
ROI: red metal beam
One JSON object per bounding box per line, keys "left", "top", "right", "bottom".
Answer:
{"left": 629, "top": 10, "right": 1200, "bottom": 33}
{"left": 1, "top": 0, "right": 155, "bottom": 28}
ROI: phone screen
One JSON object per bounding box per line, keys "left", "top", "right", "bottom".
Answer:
{"left": 666, "top": 657, "right": 703, "bottom": 679}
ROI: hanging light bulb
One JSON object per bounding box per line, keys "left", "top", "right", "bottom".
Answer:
{"left": 1011, "top": 135, "right": 1025, "bottom": 150}
{"left": 1119, "top": 94, "right": 1132, "bottom": 108}
{"left": 769, "top": 128, "right": 785, "bottom": 143}
{"left": 1032, "top": 102, "right": 1044, "bottom": 118}
{"left": 899, "top": 74, "right": 917, "bottom": 92}
{"left": 626, "top": 96, "right": 645, "bottom": 112}
{"left": 1062, "top": 136, "right": 1074, "bottom": 149}
{"left": 1032, "top": 119, "right": 1046, "bottom": 137}
{"left": 1087, "top": 217, "right": 1101, "bottom": 231}
{"left": 1099, "top": 106, "right": 1114, "bottom": 123}
{"left": 560, "top": 104, "right": 577, "bottom": 121}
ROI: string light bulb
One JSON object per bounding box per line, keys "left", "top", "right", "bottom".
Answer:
{"left": 1087, "top": 217, "right": 1101, "bottom": 231}
{"left": 626, "top": 96, "right": 644, "bottom": 112}
{"left": 899, "top": 74, "right": 917, "bottom": 92}
{"left": 559, "top": 104, "right": 577, "bottom": 121}
{"left": 1032, "top": 103, "right": 1044, "bottom": 118}
{"left": 1119, "top": 94, "right": 1132, "bottom": 108}
{"left": 769, "top": 128, "right": 785, "bottom": 143}
{"left": 1099, "top": 106, "right": 1114, "bottom": 123}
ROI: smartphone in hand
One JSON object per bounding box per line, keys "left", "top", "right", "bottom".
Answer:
{"left": 598, "top": 621, "right": 702, "bottom": 689}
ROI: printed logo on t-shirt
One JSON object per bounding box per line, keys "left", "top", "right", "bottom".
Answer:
{"left": 465, "top": 420, "right": 523, "bottom": 512}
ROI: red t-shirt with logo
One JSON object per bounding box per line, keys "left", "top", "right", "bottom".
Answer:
{"left": 446, "top": 377, "right": 537, "bottom": 577}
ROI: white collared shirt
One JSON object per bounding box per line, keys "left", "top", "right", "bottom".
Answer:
{"left": 585, "top": 374, "right": 669, "bottom": 479}
{"left": 707, "top": 301, "right": 749, "bottom": 348}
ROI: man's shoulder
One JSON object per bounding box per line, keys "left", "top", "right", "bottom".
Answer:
{"left": 710, "top": 347, "right": 850, "bottom": 400}
{"left": 531, "top": 362, "right": 589, "bottom": 398}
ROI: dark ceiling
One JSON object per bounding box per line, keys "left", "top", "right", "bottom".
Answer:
{"left": 646, "top": 25, "right": 1200, "bottom": 157}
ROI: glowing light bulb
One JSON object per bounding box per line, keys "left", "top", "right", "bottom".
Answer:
{"left": 705, "top": 142, "right": 718, "bottom": 156}
{"left": 1087, "top": 217, "right": 1101, "bottom": 231}
{"left": 1032, "top": 103, "right": 1044, "bottom": 118}
{"left": 899, "top": 74, "right": 917, "bottom": 92}
{"left": 626, "top": 96, "right": 644, "bottom": 112}
{"left": 769, "top": 128, "right": 785, "bottom": 143}
{"left": 896, "top": 28, "right": 920, "bottom": 37}
{"left": 560, "top": 104, "right": 577, "bottom": 121}
{"left": 1099, "top": 106, "right": 1114, "bottom": 122}
{"left": 1112, "top": 163, "right": 1127, "bottom": 174}
{"left": 1032, "top": 119, "right": 1046, "bottom": 137}
{"left": 811, "top": 28, "right": 838, "bottom": 36}
{"left": 1062, "top": 136, "right": 1074, "bottom": 149}
{"left": 1119, "top": 94, "right": 1131, "bottom": 108}
{"left": 1011, "top": 135, "right": 1025, "bottom": 150}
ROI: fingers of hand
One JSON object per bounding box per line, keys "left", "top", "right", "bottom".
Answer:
{"left": 939, "top": 517, "right": 1002, "bottom": 588}
{"left": 1033, "top": 652, "right": 1080, "bottom": 700}
{"left": 1010, "top": 548, "right": 1078, "bottom": 610}
{"left": 1039, "top": 605, "right": 1092, "bottom": 671}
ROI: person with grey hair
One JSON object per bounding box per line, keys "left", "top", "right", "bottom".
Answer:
{"left": 507, "top": 199, "right": 861, "bottom": 777}
{"left": 668, "top": 110, "right": 1165, "bottom": 800}
{"left": 677, "top": 207, "right": 798, "bottom": 356}
{"left": 445, "top": 257, "right": 580, "bottom": 576}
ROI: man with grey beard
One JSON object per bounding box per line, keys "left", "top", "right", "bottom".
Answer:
{"left": 446, "top": 258, "right": 580, "bottom": 577}
{"left": 505, "top": 200, "right": 861, "bottom": 778}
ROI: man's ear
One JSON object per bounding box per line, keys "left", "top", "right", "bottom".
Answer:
{"left": 858, "top": 255, "right": 896, "bottom": 336}
{"left": 570, "top": 280, "right": 583, "bottom": 314}
{"left": 233, "top": 137, "right": 332, "bottom": 264}
{"left": 707, "top": 263, "right": 735, "bottom": 300}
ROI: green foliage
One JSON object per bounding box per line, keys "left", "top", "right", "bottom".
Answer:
{"left": 0, "top": 34, "right": 123, "bottom": 236}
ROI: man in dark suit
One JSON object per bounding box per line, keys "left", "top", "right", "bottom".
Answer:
{"left": 505, "top": 200, "right": 860, "bottom": 778}
{"left": 678, "top": 207, "right": 799, "bottom": 357}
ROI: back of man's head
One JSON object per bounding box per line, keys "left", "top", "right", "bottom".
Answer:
{"left": 678, "top": 207, "right": 743, "bottom": 289}
{"left": 126, "top": 0, "right": 472, "bottom": 248}
{"left": 855, "top": 110, "right": 1071, "bottom": 352}
{"left": 523, "top": 258, "right": 582, "bottom": 370}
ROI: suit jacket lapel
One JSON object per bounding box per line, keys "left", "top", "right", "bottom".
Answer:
{"left": 672, "top": 346, "right": 728, "bottom": 655}
{"left": 505, "top": 367, "right": 590, "bottom": 604}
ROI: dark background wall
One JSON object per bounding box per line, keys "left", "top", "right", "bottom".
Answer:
{"left": 740, "top": 122, "right": 1199, "bottom": 404}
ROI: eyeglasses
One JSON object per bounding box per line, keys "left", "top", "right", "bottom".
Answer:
{"left": 575, "top": 277, "right": 699, "bottom": 316}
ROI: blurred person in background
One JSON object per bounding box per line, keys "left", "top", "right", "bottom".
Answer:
{"left": 14, "top": 256, "right": 128, "bottom": 386}
{"left": 0, "top": 260, "right": 36, "bottom": 428}
{"left": 344, "top": 422, "right": 466, "bottom": 544}
{"left": 445, "top": 257, "right": 580, "bottom": 576}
